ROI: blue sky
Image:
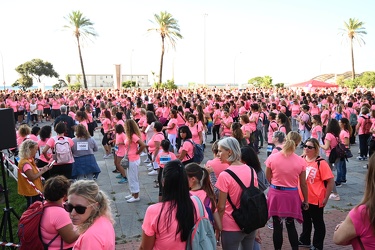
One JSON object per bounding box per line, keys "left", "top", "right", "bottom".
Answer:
{"left": 0, "top": 0, "right": 374, "bottom": 87}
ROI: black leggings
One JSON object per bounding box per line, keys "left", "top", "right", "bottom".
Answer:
{"left": 212, "top": 124, "right": 221, "bottom": 142}
{"left": 299, "top": 204, "right": 326, "bottom": 250}
{"left": 272, "top": 216, "right": 299, "bottom": 250}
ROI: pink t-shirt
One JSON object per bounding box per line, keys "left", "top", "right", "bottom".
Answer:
{"left": 349, "top": 205, "right": 375, "bottom": 249}
{"left": 357, "top": 115, "right": 371, "bottom": 135}
{"left": 40, "top": 204, "right": 75, "bottom": 249}
{"left": 205, "top": 157, "right": 229, "bottom": 178}
{"left": 148, "top": 132, "right": 164, "bottom": 154}
{"left": 311, "top": 125, "right": 323, "bottom": 140}
{"left": 189, "top": 124, "right": 202, "bottom": 144}
{"left": 73, "top": 216, "right": 115, "bottom": 250}
{"left": 46, "top": 137, "right": 74, "bottom": 165}
{"left": 101, "top": 118, "right": 112, "bottom": 133}
{"left": 320, "top": 109, "right": 330, "bottom": 126}
{"left": 179, "top": 140, "right": 194, "bottom": 162}
{"left": 166, "top": 118, "right": 178, "bottom": 135}
{"left": 339, "top": 130, "right": 350, "bottom": 148}
{"left": 291, "top": 104, "right": 300, "bottom": 117}
{"left": 221, "top": 116, "right": 233, "bottom": 136}
{"left": 155, "top": 151, "right": 177, "bottom": 168}
{"left": 142, "top": 196, "right": 207, "bottom": 250}
{"left": 268, "top": 121, "right": 279, "bottom": 144}
{"left": 324, "top": 132, "right": 338, "bottom": 157}
{"left": 125, "top": 134, "right": 141, "bottom": 161}
{"left": 38, "top": 139, "right": 52, "bottom": 163}
{"left": 189, "top": 189, "right": 207, "bottom": 206}
{"left": 241, "top": 123, "right": 253, "bottom": 144}
{"left": 115, "top": 132, "right": 126, "bottom": 157}
{"left": 213, "top": 110, "right": 221, "bottom": 125}
{"left": 265, "top": 152, "right": 307, "bottom": 187}
{"left": 215, "top": 164, "right": 258, "bottom": 231}
{"left": 249, "top": 112, "right": 259, "bottom": 132}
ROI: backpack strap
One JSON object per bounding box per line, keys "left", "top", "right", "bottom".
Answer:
{"left": 38, "top": 202, "right": 63, "bottom": 249}
{"left": 191, "top": 195, "right": 204, "bottom": 218}
{"left": 185, "top": 139, "right": 195, "bottom": 159}
{"left": 224, "top": 169, "right": 255, "bottom": 210}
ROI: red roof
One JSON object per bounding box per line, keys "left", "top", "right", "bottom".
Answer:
{"left": 288, "top": 79, "right": 338, "bottom": 88}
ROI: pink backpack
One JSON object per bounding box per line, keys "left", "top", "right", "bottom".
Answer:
{"left": 53, "top": 136, "right": 73, "bottom": 164}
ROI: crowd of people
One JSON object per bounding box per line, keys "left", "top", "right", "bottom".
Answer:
{"left": 2, "top": 85, "right": 375, "bottom": 249}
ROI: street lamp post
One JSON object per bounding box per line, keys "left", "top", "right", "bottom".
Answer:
{"left": 0, "top": 51, "right": 5, "bottom": 90}
{"left": 130, "top": 49, "right": 134, "bottom": 82}
{"left": 203, "top": 13, "right": 208, "bottom": 86}
{"left": 234, "top": 52, "right": 241, "bottom": 89}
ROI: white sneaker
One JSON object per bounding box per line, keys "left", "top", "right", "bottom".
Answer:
{"left": 144, "top": 159, "right": 150, "bottom": 163}
{"left": 329, "top": 193, "right": 340, "bottom": 201}
{"left": 147, "top": 166, "right": 153, "bottom": 171}
{"left": 103, "top": 154, "right": 112, "bottom": 159}
{"left": 148, "top": 170, "right": 158, "bottom": 176}
{"left": 127, "top": 197, "right": 140, "bottom": 203}
{"left": 140, "top": 152, "right": 147, "bottom": 156}
{"left": 146, "top": 163, "right": 153, "bottom": 167}
{"left": 125, "top": 194, "right": 133, "bottom": 200}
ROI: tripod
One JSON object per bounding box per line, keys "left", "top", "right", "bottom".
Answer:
{"left": 0, "top": 151, "right": 20, "bottom": 249}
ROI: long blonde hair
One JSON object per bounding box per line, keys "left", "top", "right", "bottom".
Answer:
{"left": 68, "top": 180, "right": 114, "bottom": 234}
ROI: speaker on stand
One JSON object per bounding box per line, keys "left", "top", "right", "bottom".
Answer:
{"left": 0, "top": 108, "right": 19, "bottom": 249}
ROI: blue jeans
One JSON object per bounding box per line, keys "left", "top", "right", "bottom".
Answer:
{"left": 335, "top": 158, "right": 346, "bottom": 183}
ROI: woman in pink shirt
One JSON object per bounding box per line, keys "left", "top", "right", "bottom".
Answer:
{"left": 42, "top": 122, "right": 74, "bottom": 180}
{"left": 176, "top": 125, "right": 195, "bottom": 166}
{"left": 163, "top": 109, "right": 178, "bottom": 150}
{"left": 333, "top": 154, "right": 375, "bottom": 249}
{"left": 147, "top": 122, "right": 164, "bottom": 176}
{"left": 265, "top": 133, "right": 308, "bottom": 250}
{"left": 267, "top": 112, "right": 279, "bottom": 156}
{"left": 355, "top": 106, "right": 371, "bottom": 161}
{"left": 75, "top": 111, "right": 89, "bottom": 132}
{"left": 37, "top": 125, "right": 53, "bottom": 180}
{"left": 216, "top": 137, "right": 259, "bottom": 249}
{"left": 96, "top": 110, "right": 113, "bottom": 158}
{"left": 211, "top": 103, "right": 222, "bottom": 143}
{"left": 205, "top": 141, "right": 230, "bottom": 181}
{"left": 40, "top": 176, "right": 79, "bottom": 249}
{"left": 124, "top": 120, "right": 146, "bottom": 203}
{"left": 67, "top": 180, "right": 115, "bottom": 249}
{"left": 112, "top": 124, "right": 128, "bottom": 184}
{"left": 336, "top": 118, "right": 352, "bottom": 187}
{"left": 320, "top": 119, "right": 341, "bottom": 201}
{"left": 187, "top": 114, "right": 203, "bottom": 145}
{"left": 220, "top": 108, "right": 233, "bottom": 137}
{"left": 140, "top": 160, "right": 210, "bottom": 250}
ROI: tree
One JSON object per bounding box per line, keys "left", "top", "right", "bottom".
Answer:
{"left": 148, "top": 11, "right": 182, "bottom": 88}
{"left": 248, "top": 76, "right": 273, "bottom": 88}
{"left": 52, "top": 79, "right": 68, "bottom": 89}
{"left": 12, "top": 75, "right": 33, "bottom": 91}
{"left": 161, "top": 79, "right": 178, "bottom": 89}
{"left": 63, "top": 10, "right": 98, "bottom": 89}
{"left": 122, "top": 80, "right": 136, "bottom": 88}
{"left": 339, "top": 18, "right": 367, "bottom": 80}
{"left": 14, "top": 59, "right": 59, "bottom": 89}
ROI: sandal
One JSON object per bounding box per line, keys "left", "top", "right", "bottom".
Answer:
{"left": 112, "top": 169, "right": 120, "bottom": 173}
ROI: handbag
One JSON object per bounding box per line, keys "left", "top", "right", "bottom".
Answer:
{"left": 345, "top": 148, "right": 353, "bottom": 158}
{"left": 120, "top": 144, "right": 131, "bottom": 169}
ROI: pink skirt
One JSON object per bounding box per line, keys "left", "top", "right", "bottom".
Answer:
{"left": 267, "top": 187, "right": 303, "bottom": 223}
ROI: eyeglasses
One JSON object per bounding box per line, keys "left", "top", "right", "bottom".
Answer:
{"left": 63, "top": 202, "right": 95, "bottom": 214}
{"left": 303, "top": 145, "right": 315, "bottom": 149}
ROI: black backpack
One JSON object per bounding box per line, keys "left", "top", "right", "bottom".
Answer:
{"left": 328, "top": 137, "right": 347, "bottom": 163}
{"left": 225, "top": 169, "right": 268, "bottom": 234}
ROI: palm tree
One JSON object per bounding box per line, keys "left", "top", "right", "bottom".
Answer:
{"left": 63, "top": 10, "right": 98, "bottom": 89}
{"left": 340, "top": 18, "right": 367, "bottom": 80}
{"left": 148, "top": 11, "right": 182, "bottom": 88}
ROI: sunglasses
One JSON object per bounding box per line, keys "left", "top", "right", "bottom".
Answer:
{"left": 303, "top": 145, "right": 315, "bottom": 149}
{"left": 63, "top": 202, "right": 95, "bottom": 214}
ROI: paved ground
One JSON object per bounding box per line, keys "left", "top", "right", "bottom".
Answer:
{"left": 82, "top": 129, "right": 366, "bottom": 250}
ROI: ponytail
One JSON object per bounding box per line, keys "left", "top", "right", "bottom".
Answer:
{"left": 282, "top": 138, "right": 296, "bottom": 155}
